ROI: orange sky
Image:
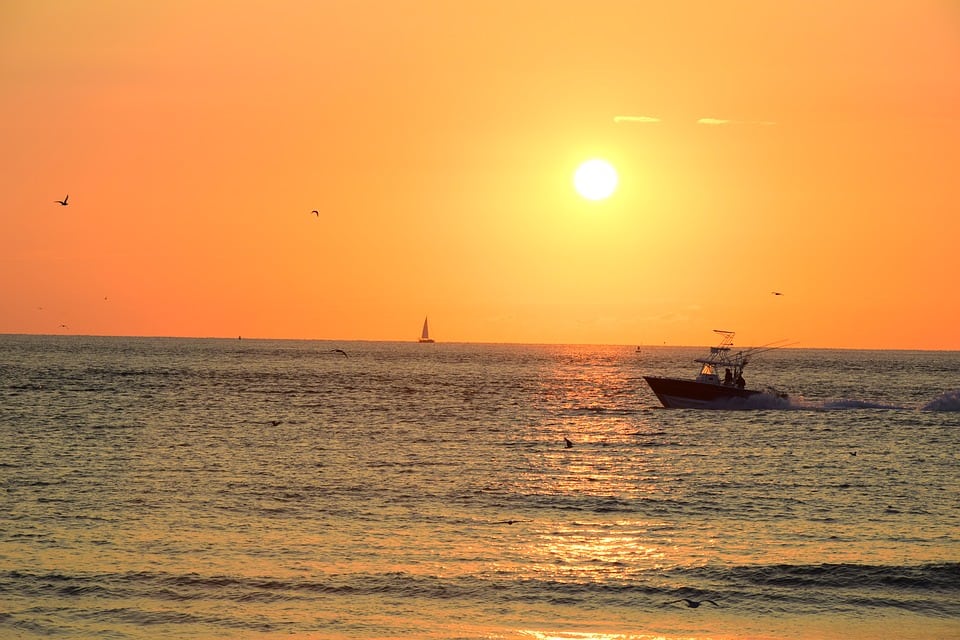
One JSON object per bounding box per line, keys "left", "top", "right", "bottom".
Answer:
{"left": 2, "top": 0, "right": 959, "bottom": 349}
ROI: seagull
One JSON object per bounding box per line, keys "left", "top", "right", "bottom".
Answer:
{"left": 771, "top": 291, "right": 783, "bottom": 296}
{"left": 311, "top": 210, "right": 319, "bottom": 216}
{"left": 331, "top": 349, "right": 347, "bottom": 358}
{"left": 55, "top": 194, "right": 69, "bottom": 206}
{"left": 564, "top": 437, "right": 573, "bottom": 449}
{"left": 667, "top": 598, "right": 720, "bottom": 608}
{"left": 666, "top": 598, "right": 719, "bottom": 609}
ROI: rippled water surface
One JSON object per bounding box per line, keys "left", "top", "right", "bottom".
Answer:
{"left": 1, "top": 336, "right": 958, "bottom": 639}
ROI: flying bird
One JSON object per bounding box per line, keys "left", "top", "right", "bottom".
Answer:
{"left": 564, "top": 437, "right": 573, "bottom": 449}
{"left": 667, "top": 598, "right": 720, "bottom": 608}
{"left": 311, "top": 210, "right": 319, "bottom": 216}
{"left": 771, "top": 291, "right": 784, "bottom": 296}
{"left": 666, "top": 598, "right": 720, "bottom": 609}
{"left": 55, "top": 195, "right": 69, "bottom": 206}
{"left": 331, "top": 349, "right": 348, "bottom": 358}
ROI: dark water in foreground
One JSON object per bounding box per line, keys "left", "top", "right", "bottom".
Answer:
{"left": 1, "top": 335, "right": 958, "bottom": 639}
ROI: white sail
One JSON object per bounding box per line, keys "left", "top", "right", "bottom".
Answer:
{"left": 419, "top": 316, "right": 434, "bottom": 343}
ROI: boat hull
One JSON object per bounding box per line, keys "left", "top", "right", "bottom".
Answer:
{"left": 644, "top": 375, "right": 762, "bottom": 409}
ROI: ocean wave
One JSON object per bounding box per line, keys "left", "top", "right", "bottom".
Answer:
{"left": 5, "top": 562, "right": 957, "bottom": 606}
{"left": 3, "top": 566, "right": 958, "bottom": 640}
{"left": 699, "top": 562, "right": 960, "bottom": 592}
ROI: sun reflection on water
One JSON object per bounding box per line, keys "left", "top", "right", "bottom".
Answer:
{"left": 522, "top": 520, "right": 667, "bottom": 582}
{"left": 519, "top": 631, "right": 706, "bottom": 640}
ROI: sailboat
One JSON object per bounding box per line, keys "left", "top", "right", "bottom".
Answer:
{"left": 418, "top": 316, "right": 435, "bottom": 343}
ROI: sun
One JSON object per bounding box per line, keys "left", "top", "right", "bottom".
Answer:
{"left": 573, "top": 159, "right": 618, "bottom": 200}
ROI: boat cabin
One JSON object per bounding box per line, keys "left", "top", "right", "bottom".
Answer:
{"left": 695, "top": 360, "right": 747, "bottom": 388}
{"left": 694, "top": 344, "right": 748, "bottom": 386}
{"left": 695, "top": 362, "right": 722, "bottom": 385}
{"left": 685, "top": 331, "right": 758, "bottom": 389}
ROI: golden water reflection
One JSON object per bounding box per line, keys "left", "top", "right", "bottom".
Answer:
{"left": 520, "top": 520, "right": 668, "bottom": 582}
{"left": 519, "top": 632, "right": 706, "bottom": 640}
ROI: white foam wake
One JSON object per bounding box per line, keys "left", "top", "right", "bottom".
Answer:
{"left": 922, "top": 389, "right": 960, "bottom": 412}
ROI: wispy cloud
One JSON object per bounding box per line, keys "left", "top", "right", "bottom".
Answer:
{"left": 613, "top": 115, "right": 661, "bottom": 124}
{"left": 697, "top": 117, "right": 776, "bottom": 126}
{"left": 614, "top": 115, "right": 777, "bottom": 126}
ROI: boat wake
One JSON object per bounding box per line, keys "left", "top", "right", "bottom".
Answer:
{"left": 737, "top": 390, "right": 793, "bottom": 410}
{"left": 768, "top": 390, "right": 960, "bottom": 412}
{"left": 644, "top": 390, "right": 960, "bottom": 413}
{"left": 921, "top": 389, "right": 960, "bottom": 412}
{"left": 818, "top": 398, "right": 910, "bottom": 410}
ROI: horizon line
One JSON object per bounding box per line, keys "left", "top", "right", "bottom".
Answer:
{"left": 1, "top": 331, "right": 956, "bottom": 353}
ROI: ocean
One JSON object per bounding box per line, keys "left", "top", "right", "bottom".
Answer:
{"left": 1, "top": 335, "right": 958, "bottom": 639}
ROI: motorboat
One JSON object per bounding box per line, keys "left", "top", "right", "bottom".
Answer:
{"left": 644, "top": 330, "right": 788, "bottom": 409}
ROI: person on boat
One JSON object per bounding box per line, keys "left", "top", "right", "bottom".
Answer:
{"left": 735, "top": 372, "right": 745, "bottom": 389}
{"left": 724, "top": 368, "right": 733, "bottom": 385}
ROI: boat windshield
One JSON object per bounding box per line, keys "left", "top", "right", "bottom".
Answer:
{"left": 699, "top": 363, "right": 716, "bottom": 376}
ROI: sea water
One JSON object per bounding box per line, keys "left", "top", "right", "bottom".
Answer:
{"left": 0, "top": 335, "right": 957, "bottom": 639}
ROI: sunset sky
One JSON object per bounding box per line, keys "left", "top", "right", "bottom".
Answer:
{"left": 3, "top": 0, "right": 958, "bottom": 349}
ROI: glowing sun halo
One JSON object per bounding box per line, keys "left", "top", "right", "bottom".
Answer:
{"left": 573, "top": 159, "right": 618, "bottom": 200}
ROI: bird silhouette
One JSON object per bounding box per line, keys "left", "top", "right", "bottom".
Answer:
{"left": 771, "top": 291, "right": 783, "bottom": 296}
{"left": 564, "top": 437, "right": 573, "bottom": 449}
{"left": 55, "top": 195, "right": 69, "bottom": 206}
{"left": 331, "top": 349, "right": 347, "bottom": 358}
{"left": 667, "top": 598, "right": 720, "bottom": 608}
{"left": 311, "top": 210, "right": 319, "bottom": 216}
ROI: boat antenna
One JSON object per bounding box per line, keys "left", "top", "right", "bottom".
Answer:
{"left": 711, "top": 330, "right": 736, "bottom": 351}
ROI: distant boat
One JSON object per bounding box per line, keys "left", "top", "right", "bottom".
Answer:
{"left": 418, "top": 316, "right": 435, "bottom": 343}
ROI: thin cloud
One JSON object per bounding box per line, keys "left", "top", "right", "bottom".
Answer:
{"left": 697, "top": 117, "right": 776, "bottom": 126}
{"left": 613, "top": 115, "right": 661, "bottom": 124}
{"left": 614, "top": 115, "right": 776, "bottom": 126}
